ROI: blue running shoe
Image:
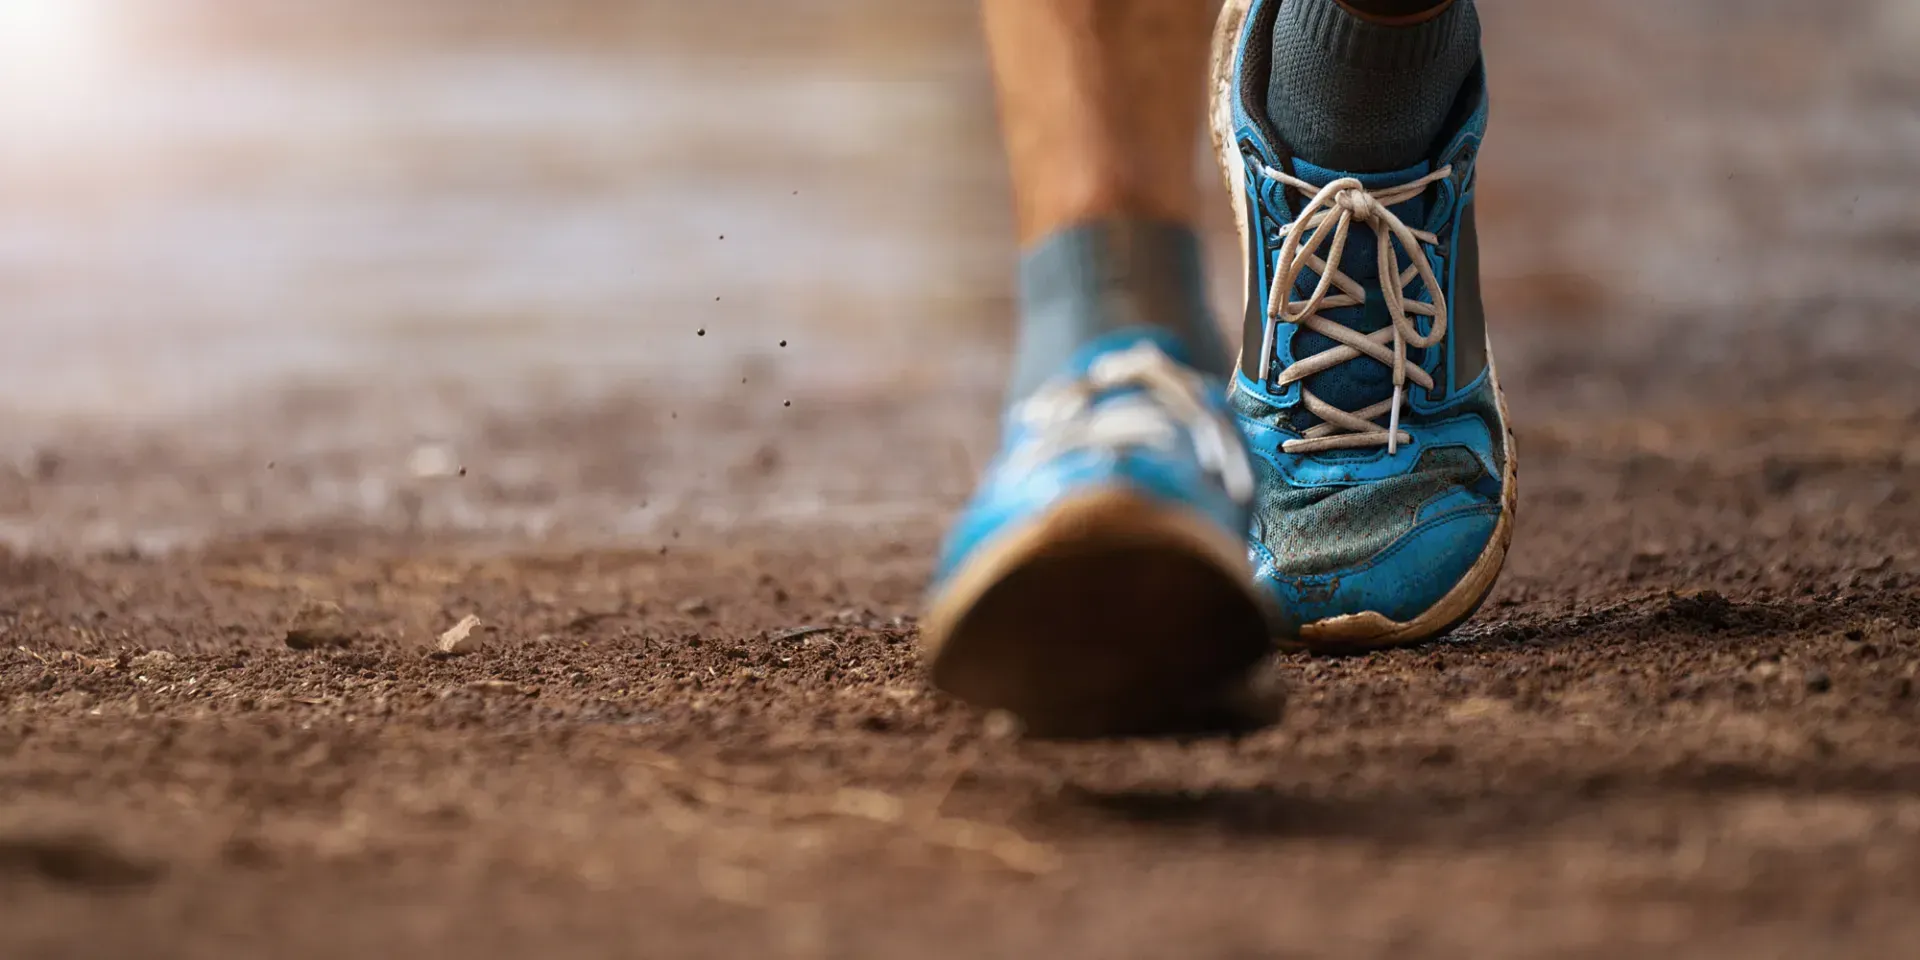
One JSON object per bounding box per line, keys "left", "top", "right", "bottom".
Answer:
{"left": 1207, "top": 0, "right": 1516, "bottom": 651}
{"left": 924, "top": 329, "right": 1280, "bottom": 737}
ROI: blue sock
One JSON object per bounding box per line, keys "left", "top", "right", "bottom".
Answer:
{"left": 1007, "top": 219, "right": 1230, "bottom": 402}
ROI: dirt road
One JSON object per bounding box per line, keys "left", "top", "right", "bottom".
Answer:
{"left": 3, "top": 2, "right": 1918, "bottom": 957}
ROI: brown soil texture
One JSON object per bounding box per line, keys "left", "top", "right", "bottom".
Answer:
{"left": 5, "top": 2, "right": 1920, "bottom": 957}
{"left": 6, "top": 353, "right": 1920, "bottom": 959}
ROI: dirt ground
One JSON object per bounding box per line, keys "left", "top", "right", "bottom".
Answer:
{"left": 3, "top": 1, "right": 1920, "bottom": 957}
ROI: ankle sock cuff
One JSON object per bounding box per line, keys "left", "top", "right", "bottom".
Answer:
{"left": 1291, "top": 0, "right": 1473, "bottom": 73}
{"left": 1009, "top": 220, "right": 1229, "bottom": 401}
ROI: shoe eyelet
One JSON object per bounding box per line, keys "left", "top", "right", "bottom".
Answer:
{"left": 1448, "top": 143, "right": 1479, "bottom": 191}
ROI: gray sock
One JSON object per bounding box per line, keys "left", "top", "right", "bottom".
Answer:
{"left": 1266, "top": 0, "right": 1480, "bottom": 173}
{"left": 1008, "top": 220, "right": 1230, "bottom": 403}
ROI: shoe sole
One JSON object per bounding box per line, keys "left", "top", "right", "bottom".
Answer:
{"left": 1207, "top": 0, "right": 1519, "bottom": 654}
{"left": 922, "top": 489, "right": 1277, "bottom": 739}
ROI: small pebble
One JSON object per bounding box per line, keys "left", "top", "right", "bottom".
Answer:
{"left": 436, "top": 614, "right": 486, "bottom": 656}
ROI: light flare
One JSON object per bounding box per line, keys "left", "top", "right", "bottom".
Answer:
{"left": 0, "top": 0, "right": 115, "bottom": 97}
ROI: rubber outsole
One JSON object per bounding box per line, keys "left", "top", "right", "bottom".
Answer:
{"left": 922, "top": 490, "right": 1278, "bottom": 739}
{"left": 1206, "top": 0, "right": 1518, "bottom": 654}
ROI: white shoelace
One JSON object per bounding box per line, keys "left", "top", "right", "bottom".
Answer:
{"left": 1253, "top": 162, "right": 1455, "bottom": 455}
{"left": 1009, "top": 342, "right": 1254, "bottom": 505}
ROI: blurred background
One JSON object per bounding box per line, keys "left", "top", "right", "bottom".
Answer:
{"left": 0, "top": 0, "right": 1916, "bottom": 551}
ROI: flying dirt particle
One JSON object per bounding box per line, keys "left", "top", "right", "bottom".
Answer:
{"left": 436, "top": 614, "right": 486, "bottom": 656}
{"left": 283, "top": 600, "right": 355, "bottom": 650}
{"left": 458, "top": 467, "right": 467, "bottom": 477}
{"left": 677, "top": 598, "right": 713, "bottom": 617}
{"left": 779, "top": 340, "right": 788, "bottom": 347}
{"left": 696, "top": 328, "right": 706, "bottom": 337}
{"left": 714, "top": 296, "right": 720, "bottom": 301}
{"left": 718, "top": 234, "right": 725, "bottom": 240}
{"left": 265, "top": 461, "right": 275, "bottom": 470}
{"left": 784, "top": 400, "right": 792, "bottom": 408}
{"left": 1805, "top": 668, "right": 1832, "bottom": 693}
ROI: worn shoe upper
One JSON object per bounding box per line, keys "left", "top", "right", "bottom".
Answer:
{"left": 1219, "top": 0, "right": 1512, "bottom": 641}
{"left": 933, "top": 329, "right": 1255, "bottom": 590}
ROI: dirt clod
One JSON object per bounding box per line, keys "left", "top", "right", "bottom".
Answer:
{"left": 283, "top": 600, "right": 356, "bottom": 650}
{"left": 128, "top": 650, "right": 177, "bottom": 670}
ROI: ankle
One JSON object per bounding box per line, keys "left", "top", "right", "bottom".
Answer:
{"left": 1267, "top": 0, "right": 1480, "bottom": 172}
{"left": 1008, "top": 219, "right": 1230, "bottom": 402}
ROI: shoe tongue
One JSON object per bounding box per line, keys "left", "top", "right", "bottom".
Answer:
{"left": 1283, "top": 156, "right": 1434, "bottom": 432}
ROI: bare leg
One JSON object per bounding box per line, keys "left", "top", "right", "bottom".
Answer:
{"left": 980, "top": 0, "right": 1230, "bottom": 400}
{"left": 980, "top": 0, "right": 1217, "bottom": 244}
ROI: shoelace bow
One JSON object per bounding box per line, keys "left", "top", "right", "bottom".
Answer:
{"left": 1011, "top": 342, "right": 1253, "bottom": 505}
{"left": 1254, "top": 162, "right": 1454, "bottom": 455}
